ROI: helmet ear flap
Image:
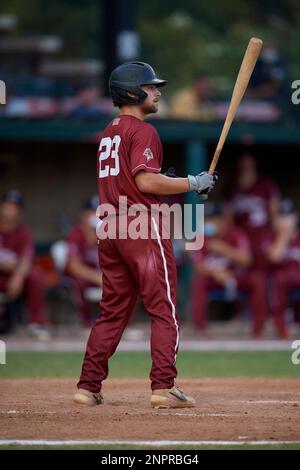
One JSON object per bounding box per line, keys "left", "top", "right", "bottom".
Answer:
{"left": 109, "top": 82, "right": 147, "bottom": 106}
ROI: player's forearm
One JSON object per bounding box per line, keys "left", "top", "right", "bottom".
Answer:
{"left": 0, "top": 259, "right": 17, "bottom": 273}
{"left": 135, "top": 172, "right": 189, "bottom": 195}
{"left": 221, "top": 245, "right": 251, "bottom": 267}
{"left": 13, "top": 257, "right": 31, "bottom": 279}
{"left": 67, "top": 258, "right": 101, "bottom": 285}
{"left": 267, "top": 237, "right": 289, "bottom": 264}
{"left": 195, "top": 263, "right": 217, "bottom": 278}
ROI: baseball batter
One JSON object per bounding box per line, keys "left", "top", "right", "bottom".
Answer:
{"left": 74, "top": 61, "right": 217, "bottom": 409}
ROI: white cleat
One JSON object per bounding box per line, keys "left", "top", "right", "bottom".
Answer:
{"left": 151, "top": 385, "right": 196, "bottom": 409}
{"left": 74, "top": 388, "right": 104, "bottom": 406}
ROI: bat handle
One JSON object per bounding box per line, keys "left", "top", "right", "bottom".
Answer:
{"left": 208, "top": 148, "right": 221, "bottom": 174}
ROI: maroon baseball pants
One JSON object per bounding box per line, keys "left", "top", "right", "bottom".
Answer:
{"left": 271, "top": 268, "right": 300, "bottom": 335}
{"left": 77, "top": 217, "right": 179, "bottom": 392}
{"left": 0, "top": 268, "right": 47, "bottom": 325}
{"left": 190, "top": 270, "right": 268, "bottom": 335}
{"left": 67, "top": 277, "right": 97, "bottom": 327}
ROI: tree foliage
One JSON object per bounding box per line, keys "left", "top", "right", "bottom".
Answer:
{"left": 1, "top": 0, "right": 300, "bottom": 91}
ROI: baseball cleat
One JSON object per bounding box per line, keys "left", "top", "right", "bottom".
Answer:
{"left": 150, "top": 385, "right": 195, "bottom": 409}
{"left": 74, "top": 388, "right": 104, "bottom": 406}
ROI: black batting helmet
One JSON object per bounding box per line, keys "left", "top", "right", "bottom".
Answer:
{"left": 109, "top": 61, "right": 167, "bottom": 106}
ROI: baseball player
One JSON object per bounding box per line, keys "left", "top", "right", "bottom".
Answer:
{"left": 65, "top": 195, "right": 102, "bottom": 327}
{"left": 74, "top": 61, "right": 217, "bottom": 409}
{"left": 189, "top": 202, "right": 268, "bottom": 336}
{"left": 224, "top": 153, "right": 281, "bottom": 271}
{"left": 0, "top": 190, "right": 48, "bottom": 339}
{"left": 264, "top": 199, "right": 299, "bottom": 337}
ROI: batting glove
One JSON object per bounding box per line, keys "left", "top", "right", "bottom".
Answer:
{"left": 187, "top": 171, "right": 218, "bottom": 195}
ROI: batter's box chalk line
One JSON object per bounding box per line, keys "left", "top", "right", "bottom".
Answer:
{"left": 0, "top": 440, "right": 300, "bottom": 447}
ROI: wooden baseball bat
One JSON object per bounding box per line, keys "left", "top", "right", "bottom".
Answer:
{"left": 208, "top": 37, "right": 263, "bottom": 174}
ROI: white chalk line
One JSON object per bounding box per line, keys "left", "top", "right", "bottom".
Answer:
{"left": 5, "top": 339, "right": 295, "bottom": 352}
{"left": 0, "top": 410, "right": 57, "bottom": 414}
{"left": 0, "top": 439, "right": 300, "bottom": 447}
{"left": 0, "top": 410, "right": 239, "bottom": 418}
{"left": 237, "top": 400, "right": 300, "bottom": 405}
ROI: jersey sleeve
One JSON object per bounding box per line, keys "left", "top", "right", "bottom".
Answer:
{"left": 130, "top": 125, "right": 162, "bottom": 176}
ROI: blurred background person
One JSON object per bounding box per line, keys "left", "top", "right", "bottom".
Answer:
{"left": 264, "top": 199, "right": 300, "bottom": 337}
{"left": 247, "top": 42, "right": 288, "bottom": 104}
{"left": 189, "top": 202, "right": 268, "bottom": 336}
{"left": 65, "top": 82, "right": 113, "bottom": 119}
{"left": 65, "top": 195, "right": 102, "bottom": 328}
{"left": 170, "top": 75, "right": 216, "bottom": 120}
{"left": 0, "top": 190, "right": 49, "bottom": 340}
{"left": 224, "top": 152, "right": 281, "bottom": 271}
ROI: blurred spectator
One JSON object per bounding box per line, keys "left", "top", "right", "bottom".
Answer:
{"left": 0, "top": 190, "right": 49, "bottom": 339}
{"left": 224, "top": 153, "right": 281, "bottom": 271}
{"left": 65, "top": 195, "right": 102, "bottom": 327}
{"left": 248, "top": 42, "right": 287, "bottom": 104}
{"left": 264, "top": 199, "right": 300, "bottom": 337}
{"left": 189, "top": 202, "right": 268, "bottom": 336}
{"left": 169, "top": 73, "right": 280, "bottom": 122}
{"left": 64, "top": 82, "right": 113, "bottom": 119}
{"left": 170, "top": 75, "right": 216, "bottom": 120}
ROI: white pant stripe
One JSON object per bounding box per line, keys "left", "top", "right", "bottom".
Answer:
{"left": 151, "top": 217, "right": 179, "bottom": 363}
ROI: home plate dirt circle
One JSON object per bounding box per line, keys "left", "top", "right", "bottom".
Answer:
{"left": 1, "top": 378, "right": 300, "bottom": 443}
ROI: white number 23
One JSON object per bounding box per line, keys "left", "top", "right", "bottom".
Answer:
{"left": 98, "top": 135, "right": 121, "bottom": 178}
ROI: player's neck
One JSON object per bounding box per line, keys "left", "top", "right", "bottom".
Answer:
{"left": 119, "top": 105, "right": 146, "bottom": 121}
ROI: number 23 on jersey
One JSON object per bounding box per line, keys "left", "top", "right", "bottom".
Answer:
{"left": 98, "top": 135, "right": 121, "bottom": 178}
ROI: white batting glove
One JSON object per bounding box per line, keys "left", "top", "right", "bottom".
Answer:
{"left": 187, "top": 171, "right": 218, "bottom": 195}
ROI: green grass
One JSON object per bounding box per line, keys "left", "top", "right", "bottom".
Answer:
{"left": 1, "top": 444, "right": 300, "bottom": 450}
{"left": 0, "top": 351, "right": 299, "bottom": 379}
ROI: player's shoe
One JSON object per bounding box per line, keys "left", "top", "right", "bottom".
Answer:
{"left": 74, "top": 388, "right": 104, "bottom": 406}
{"left": 150, "top": 385, "right": 195, "bottom": 409}
{"left": 27, "top": 323, "right": 50, "bottom": 341}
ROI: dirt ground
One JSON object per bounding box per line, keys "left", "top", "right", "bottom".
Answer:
{"left": 1, "top": 378, "right": 300, "bottom": 441}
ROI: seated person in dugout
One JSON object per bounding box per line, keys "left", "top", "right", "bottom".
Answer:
{"left": 262, "top": 199, "right": 300, "bottom": 338}
{"left": 65, "top": 195, "right": 103, "bottom": 327}
{"left": 0, "top": 190, "right": 49, "bottom": 340}
{"left": 223, "top": 152, "right": 281, "bottom": 272}
{"left": 189, "top": 202, "right": 268, "bottom": 337}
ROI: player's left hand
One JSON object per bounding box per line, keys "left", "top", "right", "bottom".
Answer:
{"left": 196, "top": 172, "right": 218, "bottom": 200}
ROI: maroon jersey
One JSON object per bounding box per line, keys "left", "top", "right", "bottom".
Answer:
{"left": 0, "top": 224, "right": 34, "bottom": 273}
{"left": 225, "top": 177, "right": 280, "bottom": 233}
{"left": 97, "top": 115, "right": 163, "bottom": 213}
{"left": 262, "top": 231, "right": 300, "bottom": 271}
{"left": 192, "top": 225, "right": 251, "bottom": 273}
{"left": 282, "top": 234, "right": 300, "bottom": 269}
{"left": 67, "top": 223, "right": 99, "bottom": 269}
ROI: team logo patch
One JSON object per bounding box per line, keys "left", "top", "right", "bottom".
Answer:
{"left": 143, "top": 148, "right": 154, "bottom": 162}
{"left": 112, "top": 118, "right": 120, "bottom": 126}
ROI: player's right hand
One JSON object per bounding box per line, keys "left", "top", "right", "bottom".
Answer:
{"left": 187, "top": 171, "right": 218, "bottom": 196}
